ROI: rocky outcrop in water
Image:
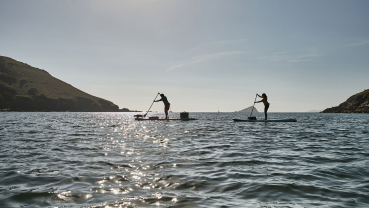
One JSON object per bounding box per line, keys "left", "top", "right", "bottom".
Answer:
{"left": 322, "top": 89, "right": 369, "bottom": 113}
{"left": 0, "top": 56, "right": 119, "bottom": 111}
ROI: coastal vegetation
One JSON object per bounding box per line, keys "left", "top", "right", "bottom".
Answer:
{"left": 322, "top": 89, "right": 369, "bottom": 113}
{"left": 0, "top": 56, "right": 119, "bottom": 111}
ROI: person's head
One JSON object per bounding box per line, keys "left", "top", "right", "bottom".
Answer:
{"left": 262, "top": 93, "right": 267, "bottom": 98}
{"left": 160, "top": 94, "right": 164, "bottom": 97}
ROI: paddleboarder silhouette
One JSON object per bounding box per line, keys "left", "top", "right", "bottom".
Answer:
{"left": 254, "top": 93, "right": 269, "bottom": 120}
{"left": 154, "top": 94, "right": 170, "bottom": 119}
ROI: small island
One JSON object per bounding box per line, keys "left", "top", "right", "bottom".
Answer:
{"left": 235, "top": 106, "right": 258, "bottom": 113}
{"left": 119, "top": 108, "right": 141, "bottom": 112}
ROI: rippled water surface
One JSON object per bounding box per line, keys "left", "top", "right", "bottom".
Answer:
{"left": 1, "top": 112, "right": 369, "bottom": 208}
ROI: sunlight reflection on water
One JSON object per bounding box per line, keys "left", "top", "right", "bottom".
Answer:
{"left": 0, "top": 112, "right": 368, "bottom": 207}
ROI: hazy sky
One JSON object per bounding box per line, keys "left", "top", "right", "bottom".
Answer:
{"left": 1, "top": 0, "right": 368, "bottom": 112}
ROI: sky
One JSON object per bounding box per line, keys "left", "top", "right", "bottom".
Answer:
{"left": 1, "top": 0, "right": 369, "bottom": 112}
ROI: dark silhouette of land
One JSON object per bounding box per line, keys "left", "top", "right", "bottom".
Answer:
{"left": 119, "top": 108, "right": 141, "bottom": 112}
{"left": 322, "top": 89, "right": 369, "bottom": 113}
{"left": 0, "top": 56, "right": 119, "bottom": 112}
{"left": 236, "top": 106, "right": 258, "bottom": 113}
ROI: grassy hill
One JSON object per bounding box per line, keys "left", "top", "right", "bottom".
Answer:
{"left": 0, "top": 56, "right": 119, "bottom": 111}
{"left": 322, "top": 89, "right": 369, "bottom": 113}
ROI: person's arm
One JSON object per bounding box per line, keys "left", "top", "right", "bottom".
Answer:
{"left": 255, "top": 97, "right": 265, "bottom": 103}
{"left": 154, "top": 98, "right": 163, "bottom": 102}
{"left": 257, "top": 94, "right": 262, "bottom": 98}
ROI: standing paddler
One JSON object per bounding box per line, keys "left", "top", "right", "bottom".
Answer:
{"left": 254, "top": 93, "right": 269, "bottom": 120}
{"left": 154, "top": 93, "right": 170, "bottom": 119}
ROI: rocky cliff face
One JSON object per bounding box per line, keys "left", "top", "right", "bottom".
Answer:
{"left": 0, "top": 56, "right": 119, "bottom": 112}
{"left": 322, "top": 89, "right": 369, "bottom": 113}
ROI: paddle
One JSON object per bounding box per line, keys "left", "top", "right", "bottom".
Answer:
{"left": 248, "top": 94, "right": 258, "bottom": 120}
{"left": 143, "top": 92, "right": 160, "bottom": 118}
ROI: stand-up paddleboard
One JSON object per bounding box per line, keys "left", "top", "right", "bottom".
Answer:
{"left": 135, "top": 118, "right": 196, "bottom": 121}
{"left": 233, "top": 118, "right": 297, "bottom": 122}
{"left": 136, "top": 112, "right": 196, "bottom": 121}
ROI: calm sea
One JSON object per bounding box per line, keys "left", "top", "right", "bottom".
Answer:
{"left": 0, "top": 112, "right": 368, "bottom": 208}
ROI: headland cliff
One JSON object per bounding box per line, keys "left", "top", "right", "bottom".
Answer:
{"left": 0, "top": 56, "right": 119, "bottom": 112}
{"left": 322, "top": 89, "right": 369, "bottom": 113}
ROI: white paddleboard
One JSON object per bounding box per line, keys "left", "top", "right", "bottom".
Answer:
{"left": 135, "top": 118, "right": 197, "bottom": 121}
{"left": 233, "top": 118, "right": 297, "bottom": 122}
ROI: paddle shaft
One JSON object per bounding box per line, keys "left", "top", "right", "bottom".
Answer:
{"left": 144, "top": 93, "right": 160, "bottom": 117}
{"left": 249, "top": 94, "right": 258, "bottom": 118}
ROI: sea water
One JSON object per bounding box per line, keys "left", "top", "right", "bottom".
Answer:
{"left": 0, "top": 112, "right": 368, "bottom": 208}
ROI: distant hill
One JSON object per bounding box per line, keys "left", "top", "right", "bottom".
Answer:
{"left": 236, "top": 106, "right": 258, "bottom": 113}
{"left": 322, "top": 89, "right": 369, "bottom": 113}
{"left": 307, "top": 110, "right": 321, "bottom": 112}
{"left": 0, "top": 56, "right": 119, "bottom": 111}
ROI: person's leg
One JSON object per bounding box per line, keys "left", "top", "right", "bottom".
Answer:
{"left": 165, "top": 105, "right": 170, "bottom": 119}
{"left": 264, "top": 104, "right": 269, "bottom": 120}
{"left": 164, "top": 107, "right": 167, "bottom": 119}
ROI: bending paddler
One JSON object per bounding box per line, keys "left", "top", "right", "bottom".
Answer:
{"left": 154, "top": 93, "right": 170, "bottom": 119}
{"left": 254, "top": 93, "right": 270, "bottom": 120}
